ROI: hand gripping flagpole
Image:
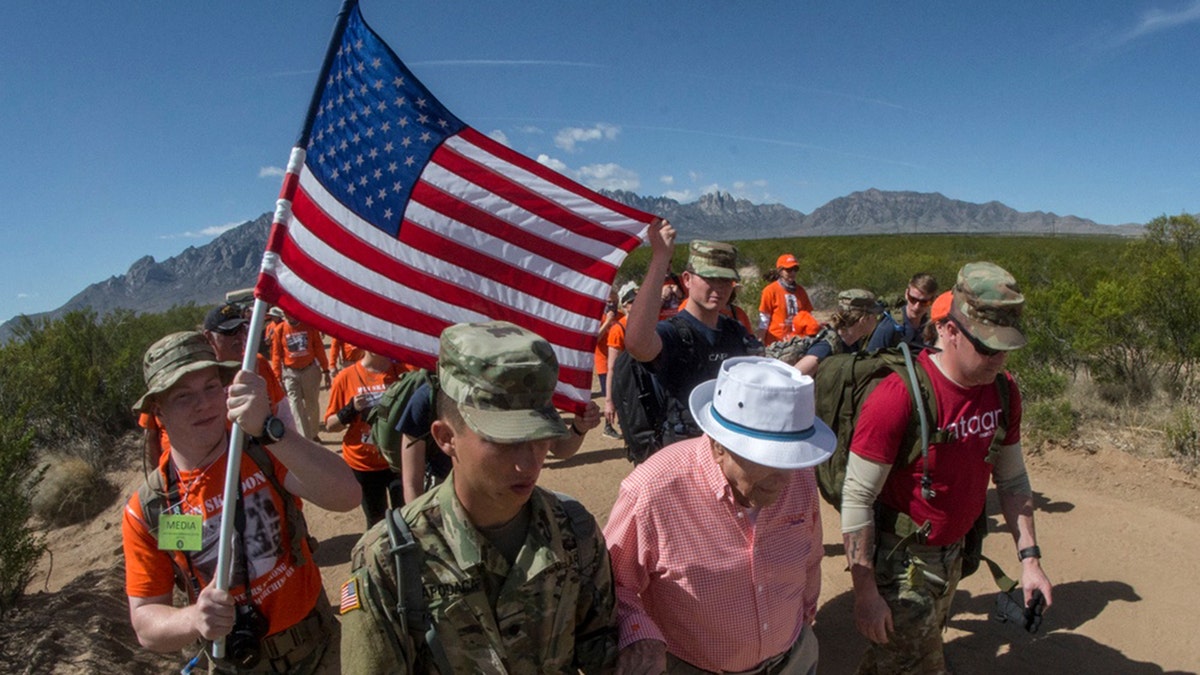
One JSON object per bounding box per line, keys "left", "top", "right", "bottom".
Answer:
{"left": 211, "top": 0, "right": 359, "bottom": 659}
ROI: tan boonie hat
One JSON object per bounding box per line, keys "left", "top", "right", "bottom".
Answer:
{"left": 687, "top": 240, "right": 740, "bottom": 280}
{"left": 438, "top": 321, "right": 567, "bottom": 444}
{"left": 618, "top": 281, "right": 639, "bottom": 305}
{"left": 132, "top": 331, "right": 239, "bottom": 412}
{"left": 950, "top": 261, "right": 1026, "bottom": 351}
{"left": 837, "top": 289, "right": 883, "bottom": 314}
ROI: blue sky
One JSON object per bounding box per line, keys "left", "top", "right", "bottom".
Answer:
{"left": 2, "top": 1, "right": 1198, "bottom": 323}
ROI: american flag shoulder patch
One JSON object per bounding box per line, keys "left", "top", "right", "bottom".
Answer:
{"left": 340, "top": 578, "right": 362, "bottom": 614}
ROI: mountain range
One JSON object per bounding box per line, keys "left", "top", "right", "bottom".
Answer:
{"left": 0, "top": 189, "right": 1142, "bottom": 340}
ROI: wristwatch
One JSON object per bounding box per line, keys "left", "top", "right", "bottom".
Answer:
{"left": 1017, "top": 545, "right": 1042, "bottom": 562}
{"left": 258, "top": 415, "right": 286, "bottom": 446}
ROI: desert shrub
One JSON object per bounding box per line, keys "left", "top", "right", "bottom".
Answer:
{"left": 0, "top": 420, "right": 45, "bottom": 616}
{"left": 1023, "top": 398, "right": 1077, "bottom": 445}
{"left": 32, "top": 453, "right": 119, "bottom": 527}
{"left": 1011, "top": 365, "right": 1069, "bottom": 402}
{"left": 0, "top": 304, "right": 207, "bottom": 462}
{"left": 1164, "top": 408, "right": 1200, "bottom": 471}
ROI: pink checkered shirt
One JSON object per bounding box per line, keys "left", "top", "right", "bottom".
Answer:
{"left": 603, "top": 435, "right": 823, "bottom": 672}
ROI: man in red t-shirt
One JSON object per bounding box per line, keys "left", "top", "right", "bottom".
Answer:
{"left": 840, "top": 262, "right": 1053, "bottom": 674}
{"left": 122, "top": 331, "right": 360, "bottom": 672}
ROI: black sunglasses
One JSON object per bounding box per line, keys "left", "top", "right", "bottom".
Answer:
{"left": 953, "top": 319, "right": 1001, "bottom": 357}
{"left": 906, "top": 291, "right": 934, "bottom": 307}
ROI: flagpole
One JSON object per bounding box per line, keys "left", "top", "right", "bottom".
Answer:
{"left": 211, "top": 0, "right": 359, "bottom": 659}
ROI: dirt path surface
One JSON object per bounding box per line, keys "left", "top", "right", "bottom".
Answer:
{"left": 5, "top": 388, "right": 1199, "bottom": 674}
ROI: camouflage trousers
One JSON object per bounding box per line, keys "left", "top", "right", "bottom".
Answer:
{"left": 855, "top": 531, "right": 963, "bottom": 675}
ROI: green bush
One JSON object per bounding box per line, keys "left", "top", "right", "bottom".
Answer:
{"left": 0, "top": 420, "right": 45, "bottom": 616}
{"left": 1024, "top": 398, "right": 1077, "bottom": 445}
{"left": 1164, "top": 407, "right": 1199, "bottom": 471}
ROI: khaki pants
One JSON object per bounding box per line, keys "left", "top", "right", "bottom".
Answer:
{"left": 666, "top": 624, "right": 818, "bottom": 675}
{"left": 855, "top": 531, "right": 963, "bottom": 675}
{"left": 282, "top": 362, "right": 322, "bottom": 440}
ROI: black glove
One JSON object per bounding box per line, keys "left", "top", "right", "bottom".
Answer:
{"left": 993, "top": 589, "right": 1044, "bottom": 634}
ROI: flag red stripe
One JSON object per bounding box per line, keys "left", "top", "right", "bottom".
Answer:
{"left": 288, "top": 187, "right": 600, "bottom": 355}
{"left": 432, "top": 142, "right": 643, "bottom": 254}
{"left": 413, "top": 162, "right": 619, "bottom": 281}
{"left": 457, "top": 127, "right": 659, "bottom": 231}
{"left": 265, "top": 236, "right": 594, "bottom": 390}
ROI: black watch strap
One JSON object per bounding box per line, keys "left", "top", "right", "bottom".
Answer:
{"left": 1018, "top": 545, "right": 1042, "bottom": 561}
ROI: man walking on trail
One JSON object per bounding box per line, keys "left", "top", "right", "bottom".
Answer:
{"left": 339, "top": 321, "right": 617, "bottom": 673}
{"left": 623, "top": 219, "right": 759, "bottom": 440}
{"left": 270, "top": 313, "right": 331, "bottom": 441}
{"left": 866, "top": 272, "right": 939, "bottom": 352}
{"left": 324, "top": 350, "right": 409, "bottom": 529}
{"left": 605, "top": 356, "right": 835, "bottom": 675}
{"left": 841, "top": 262, "right": 1053, "bottom": 674}
{"left": 122, "top": 331, "right": 359, "bottom": 673}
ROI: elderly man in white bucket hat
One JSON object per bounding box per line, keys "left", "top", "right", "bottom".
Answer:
{"left": 604, "top": 357, "right": 835, "bottom": 675}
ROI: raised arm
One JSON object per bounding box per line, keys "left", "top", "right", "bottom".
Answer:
{"left": 624, "top": 219, "right": 674, "bottom": 363}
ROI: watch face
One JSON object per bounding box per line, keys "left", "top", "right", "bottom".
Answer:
{"left": 266, "top": 416, "right": 285, "bottom": 441}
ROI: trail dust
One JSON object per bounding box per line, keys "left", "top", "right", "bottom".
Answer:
{"left": 3, "top": 385, "right": 1199, "bottom": 674}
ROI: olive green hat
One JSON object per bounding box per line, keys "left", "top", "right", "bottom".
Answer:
{"left": 949, "top": 261, "right": 1026, "bottom": 351}
{"left": 837, "top": 288, "right": 884, "bottom": 314}
{"left": 687, "top": 240, "right": 740, "bottom": 280}
{"left": 437, "top": 321, "right": 567, "bottom": 443}
{"left": 132, "top": 331, "right": 239, "bottom": 413}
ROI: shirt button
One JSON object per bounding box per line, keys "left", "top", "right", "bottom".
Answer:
{"left": 762, "top": 623, "right": 769, "bottom": 631}
{"left": 758, "top": 585, "right": 764, "bottom": 593}
{"left": 736, "top": 512, "right": 744, "bottom": 519}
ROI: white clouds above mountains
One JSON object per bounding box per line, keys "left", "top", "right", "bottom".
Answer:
{"left": 554, "top": 123, "right": 620, "bottom": 152}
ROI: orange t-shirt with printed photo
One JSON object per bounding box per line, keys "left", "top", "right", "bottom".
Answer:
{"left": 325, "top": 361, "right": 405, "bottom": 472}
{"left": 121, "top": 450, "right": 322, "bottom": 637}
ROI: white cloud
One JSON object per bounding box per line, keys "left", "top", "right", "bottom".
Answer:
{"left": 554, "top": 123, "right": 620, "bottom": 152}
{"left": 536, "top": 154, "right": 570, "bottom": 173}
{"left": 660, "top": 175, "right": 675, "bottom": 185}
{"left": 16, "top": 292, "right": 35, "bottom": 300}
{"left": 577, "top": 163, "right": 639, "bottom": 191}
{"left": 535, "top": 155, "right": 640, "bottom": 191}
{"left": 259, "top": 166, "right": 285, "bottom": 179}
{"left": 516, "top": 125, "right": 544, "bottom": 135}
{"left": 663, "top": 189, "right": 695, "bottom": 202}
{"left": 162, "top": 222, "right": 243, "bottom": 240}
{"left": 1124, "top": 1, "right": 1200, "bottom": 43}
{"left": 487, "top": 129, "right": 510, "bottom": 146}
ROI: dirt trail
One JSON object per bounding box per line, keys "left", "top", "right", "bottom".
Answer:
{"left": 5, "top": 391, "right": 1199, "bottom": 674}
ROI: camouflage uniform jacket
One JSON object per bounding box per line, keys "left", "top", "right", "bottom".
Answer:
{"left": 340, "top": 474, "right": 618, "bottom": 673}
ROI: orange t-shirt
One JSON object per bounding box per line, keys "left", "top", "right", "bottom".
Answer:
{"left": 758, "top": 281, "right": 814, "bottom": 345}
{"left": 324, "top": 362, "right": 405, "bottom": 472}
{"left": 594, "top": 310, "right": 624, "bottom": 376}
{"left": 271, "top": 321, "right": 330, "bottom": 374}
{"left": 328, "top": 338, "right": 365, "bottom": 371}
{"left": 121, "top": 451, "right": 321, "bottom": 637}
{"left": 607, "top": 315, "right": 630, "bottom": 353}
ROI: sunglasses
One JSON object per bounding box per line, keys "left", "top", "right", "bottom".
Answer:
{"left": 906, "top": 291, "right": 934, "bottom": 307}
{"left": 953, "top": 319, "right": 1001, "bottom": 357}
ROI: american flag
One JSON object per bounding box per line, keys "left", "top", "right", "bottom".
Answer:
{"left": 256, "top": 4, "right": 656, "bottom": 412}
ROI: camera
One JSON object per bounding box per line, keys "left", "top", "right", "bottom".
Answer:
{"left": 225, "top": 603, "right": 269, "bottom": 668}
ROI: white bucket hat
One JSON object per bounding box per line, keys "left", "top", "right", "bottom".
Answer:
{"left": 689, "top": 357, "right": 836, "bottom": 469}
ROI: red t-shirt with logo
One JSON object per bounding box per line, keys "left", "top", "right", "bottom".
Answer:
{"left": 122, "top": 451, "right": 322, "bottom": 637}
{"left": 850, "top": 350, "right": 1022, "bottom": 545}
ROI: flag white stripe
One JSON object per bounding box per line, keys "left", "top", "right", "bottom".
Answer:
{"left": 444, "top": 134, "right": 652, "bottom": 238}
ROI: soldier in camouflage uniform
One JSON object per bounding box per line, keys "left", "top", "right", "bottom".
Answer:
{"left": 339, "top": 321, "right": 617, "bottom": 673}
{"left": 841, "top": 263, "right": 1053, "bottom": 674}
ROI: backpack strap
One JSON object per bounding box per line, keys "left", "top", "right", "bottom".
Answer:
{"left": 383, "top": 507, "right": 453, "bottom": 674}
{"left": 555, "top": 492, "right": 597, "bottom": 577}
{"left": 138, "top": 466, "right": 201, "bottom": 599}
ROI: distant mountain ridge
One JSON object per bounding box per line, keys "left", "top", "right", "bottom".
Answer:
{"left": 0, "top": 190, "right": 1142, "bottom": 340}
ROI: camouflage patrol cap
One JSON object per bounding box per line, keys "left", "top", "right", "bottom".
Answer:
{"left": 687, "top": 240, "right": 740, "bottom": 280}
{"left": 132, "top": 331, "right": 239, "bottom": 412}
{"left": 837, "top": 289, "right": 884, "bottom": 314}
{"left": 438, "top": 321, "right": 568, "bottom": 443}
{"left": 950, "top": 261, "right": 1026, "bottom": 351}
